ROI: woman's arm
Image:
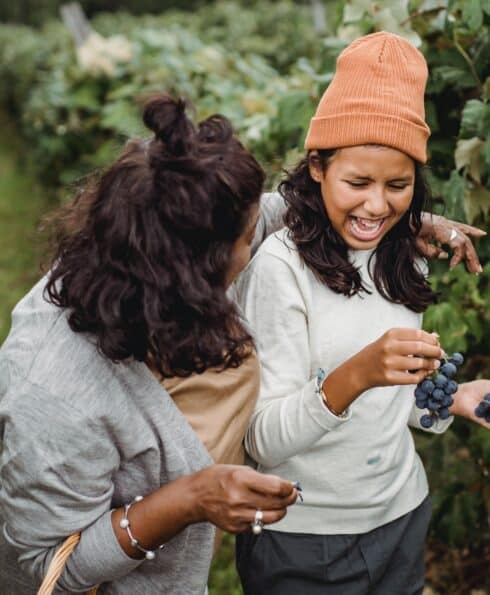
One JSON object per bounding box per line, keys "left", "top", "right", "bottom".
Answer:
{"left": 111, "top": 465, "right": 297, "bottom": 559}
{"left": 237, "top": 249, "right": 352, "bottom": 467}
{"left": 1, "top": 382, "right": 296, "bottom": 590}
{"left": 237, "top": 248, "right": 443, "bottom": 467}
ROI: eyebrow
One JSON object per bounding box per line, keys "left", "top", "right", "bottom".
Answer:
{"left": 343, "top": 173, "right": 414, "bottom": 182}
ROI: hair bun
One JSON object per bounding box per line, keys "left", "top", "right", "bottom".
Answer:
{"left": 143, "top": 94, "right": 196, "bottom": 156}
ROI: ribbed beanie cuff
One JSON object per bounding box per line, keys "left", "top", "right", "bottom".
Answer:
{"left": 304, "top": 32, "right": 430, "bottom": 163}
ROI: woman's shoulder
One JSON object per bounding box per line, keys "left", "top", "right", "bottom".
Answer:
{"left": 0, "top": 276, "right": 147, "bottom": 417}
{"left": 255, "top": 227, "right": 303, "bottom": 269}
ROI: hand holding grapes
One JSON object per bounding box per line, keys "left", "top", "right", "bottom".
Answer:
{"left": 355, "top": 328, "right": 443, "bottom": 389}
{"left": 321, "top": 328, "right": 443, "bottom": 416}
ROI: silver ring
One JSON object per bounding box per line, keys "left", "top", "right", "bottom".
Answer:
{"left": 251, "top": 509, "right": 263, "bottom": 535}
{"left": 449, "top": 228, "right": 458, "bottom": 242}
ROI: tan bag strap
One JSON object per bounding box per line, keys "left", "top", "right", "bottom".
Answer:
{"left": 37, "top": 532, "right": 97, "bottom": 595}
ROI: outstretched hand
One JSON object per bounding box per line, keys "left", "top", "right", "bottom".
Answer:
{"left": 418, "top": 213, "right": 486, "bottom": 274}
{"left": 450, "top": 379, "right": 490, "bottom": 429}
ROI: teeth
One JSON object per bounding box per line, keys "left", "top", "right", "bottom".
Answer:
{"left": 355, "top": 217, "right": 382, "bottom": 228}
{"left": 351, "top": 217, "right": 384, "bottom": 234}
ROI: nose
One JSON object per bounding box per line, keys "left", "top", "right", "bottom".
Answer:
{"left": 363, "top": 186, "right": 389, "bottom": 217}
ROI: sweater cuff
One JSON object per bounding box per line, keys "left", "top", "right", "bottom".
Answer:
{"left": 61, "top": 510, "right": 144, "bottom": 590}
{"left": 304, "top": 378, "right": 352, "bottom": 431}
{"left": 414, "top": 411, "right": 454, "bottom": 434}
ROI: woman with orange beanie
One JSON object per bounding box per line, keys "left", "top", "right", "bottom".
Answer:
{"left": 234, "top": 31, "right": 489, "bottom": 594}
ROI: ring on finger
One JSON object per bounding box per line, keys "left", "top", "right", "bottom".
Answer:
{"left": 251, "top": 509, "right": 263, "bottom": 535}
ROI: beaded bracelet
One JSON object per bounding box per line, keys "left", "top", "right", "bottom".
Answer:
{"left": 119, "top": 495, "right": 165, "bottom": 560}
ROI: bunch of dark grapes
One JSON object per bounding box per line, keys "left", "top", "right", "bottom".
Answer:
{"left": 414, "top": 352, "right": 464, "bottom": 428}
{"left": 475, "top": 394, "right": 490, "bottom": 423}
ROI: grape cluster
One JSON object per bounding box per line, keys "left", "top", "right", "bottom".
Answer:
{"left": 474, "top": 394, "right": 490, "bottom": 423}
{"left": 414, "top": 352, "right": 464, "bottom": 429}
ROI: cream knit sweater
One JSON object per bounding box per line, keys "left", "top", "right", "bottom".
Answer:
{"left": 233, "top": 228, "right": 452, "bottom": 535}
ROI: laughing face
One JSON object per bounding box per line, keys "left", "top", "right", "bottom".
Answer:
{"left": 309, "top": 145, "right": 415, "bottom": 251}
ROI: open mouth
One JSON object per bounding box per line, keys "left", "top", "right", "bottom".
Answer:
{"left": 349, "top": 216, "right": 387, "bottom": 241}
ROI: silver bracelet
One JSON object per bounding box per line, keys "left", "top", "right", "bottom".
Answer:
{"left": 315, "top": 368, "right": 349, "bottom": 418}
{"left": 119, "top": 495, "right": 165, "bottom": 560}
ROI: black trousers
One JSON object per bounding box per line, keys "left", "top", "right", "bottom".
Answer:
{"left": 236, "top": 497, "right": 432, "bottom": 595}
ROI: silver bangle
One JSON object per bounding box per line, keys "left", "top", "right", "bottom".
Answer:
{"left": 315, "top": 368, "right": 349, "bottom": 418}
{"left": 119, "top": 495, "right": 165, "bottom": 560}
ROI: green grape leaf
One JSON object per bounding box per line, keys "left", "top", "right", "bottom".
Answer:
{"left": 464, "top": 183, "right": 490, "bottom": 223}
{"left": 455, "top": 137, "right": 484, "bottom": 182}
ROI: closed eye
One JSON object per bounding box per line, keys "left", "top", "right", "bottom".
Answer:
{"left": 346, "top": 181, "right": 368, "bottom": 188}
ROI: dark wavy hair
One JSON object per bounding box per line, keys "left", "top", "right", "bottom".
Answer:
{"left": 280, "top": 149, "right": 437, "bottom": 313}
{"left": 45, "top": 94, "right": 265, "bottom": 376}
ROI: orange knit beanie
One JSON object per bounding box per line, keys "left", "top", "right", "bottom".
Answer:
{"left": 304, "top": 31, "right": 430, "bottom": 163}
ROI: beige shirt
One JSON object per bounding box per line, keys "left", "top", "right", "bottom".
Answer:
{"left": 153, "top": 351, "right": 260, "bottom": 466}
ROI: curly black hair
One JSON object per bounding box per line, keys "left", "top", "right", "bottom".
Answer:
{"left": 280, "top": 149, "right": 437, "bottom": 313}
{"left": 45, "top": 94, "right": 265, "bottom": 376}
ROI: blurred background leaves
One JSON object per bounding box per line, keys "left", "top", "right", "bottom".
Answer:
{"left": 0, "top": 1, "right": 488, "bottom": 593}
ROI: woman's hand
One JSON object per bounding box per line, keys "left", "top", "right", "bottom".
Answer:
{"left": 356, "top": 328, "right": 443, "bottom": 390}
{"left": 321, "top": 329, "right": 443, "bottom": 415}
{"left": 450, "top": 379, "right": 490, "bottom": 429}
{"left": 191, "top": 464, "right": 298, "bottom": 533}
{"left": 418, "top": 213, "right": 486, "bottom": 274}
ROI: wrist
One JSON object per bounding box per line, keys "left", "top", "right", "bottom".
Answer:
{"left": 180, "top": 471, "right": 207, "bottom": 525}
{"left": 320, "top": 357, "right": 366, "bottom": 414}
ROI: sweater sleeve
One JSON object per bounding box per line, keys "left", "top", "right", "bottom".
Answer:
{"left": 0, "top": 380, "right": 144, "bottom": 591}
{"left": 251, "top": 193, "right": 286, "bottom": 257}
{"left": 237, "top": 247, "right": 351, "bottom": 468}
{"left": 408, "top": 400, "right": 454, "bottom": 434}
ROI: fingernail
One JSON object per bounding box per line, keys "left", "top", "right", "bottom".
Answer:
{"left": 437, "top": 252, "right": 449, "bottom": 260}
{"left": 477, "top": 265, "right": 483, "bottom": 273}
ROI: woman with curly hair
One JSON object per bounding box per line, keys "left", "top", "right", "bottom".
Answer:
{"left": 0, "top": 94, "right": 299, "bottom": 594}
{"left": 0, "top": 88, "right": 484, "bottom": 595}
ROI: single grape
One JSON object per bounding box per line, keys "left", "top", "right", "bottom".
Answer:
{"left": 444, "top": 380, "right": 458, "bottom": 395}
{"left": 475, "top": 402, "right": 489, "bottom": 418}
{"left": 440, "top": 362, "right": 457, "bottom": 378}
{"left": 448, "top": 353, "right": 464, "bottom": 366}
{"left": 442, "top": 395, "right": 453, "bottom": 408}
{"left": 433, "top": 374, "right": 448, "bottom": 389}
{"left": 439, "top": 407, "right": 451, "bottom": 420}
{"left": 414, "top": 387, "right": 426, "bottom": 400}
{"left": 432, "top": 388, "right": 445, "bottom": 401}
{"left": 427, "top": 399, "right": 439, "bottom": 411}
{"left": 420, "top": 414, "right": 434, "bottom": 428}
{"left": 420, "top": 379, "right": 435, "bottom": 394}
{"left": 486, "top": 413, "right": 490, "bottom": 424}
{"left": 484, "top": 394, "right": 490, "bottom": 404}
{"left": 415, "top": 400, "right": 428, "bottom": 410}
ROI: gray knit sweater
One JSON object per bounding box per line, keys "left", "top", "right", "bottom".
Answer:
{"left": 0, "top": 273, "right": 216, "bottom": 594}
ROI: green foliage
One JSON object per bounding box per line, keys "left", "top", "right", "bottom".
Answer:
{"left": 0, "top": 1, "right": 488, "bottom": 591}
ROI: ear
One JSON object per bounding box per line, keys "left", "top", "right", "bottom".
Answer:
{"left": 308, "top": 151, "right": 323, "bottom": 183}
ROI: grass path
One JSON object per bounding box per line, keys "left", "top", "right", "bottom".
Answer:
{"left": 0, "top": 113, "right": 53, "bottom": 342}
